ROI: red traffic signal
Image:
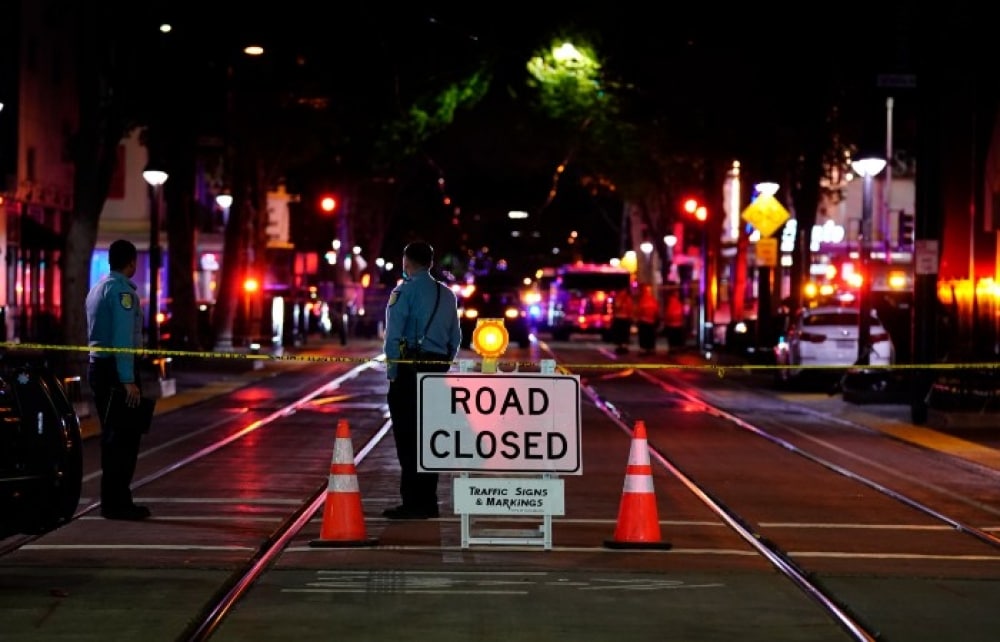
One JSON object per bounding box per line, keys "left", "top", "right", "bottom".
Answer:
{"left": 682, "top": 197, "right": 708, "bottom": 222}
{"left": 319, "top": 195, "right": 338, "bottom": 213}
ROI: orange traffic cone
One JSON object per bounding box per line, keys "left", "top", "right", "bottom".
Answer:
{"left": 310, "top": 419, "right": 378, "bottom": 548}
{"left": 604, "top": 420, "right": 672, "bottom": 550}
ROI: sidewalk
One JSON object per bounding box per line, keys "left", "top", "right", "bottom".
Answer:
{"left": 668, "top": 346, "right": 1000, "bottom": 473}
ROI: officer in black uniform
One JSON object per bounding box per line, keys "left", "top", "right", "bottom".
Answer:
{"left": 382, "top": 241, "right": 462, "bottom": 519}
{"left": 85, "top": 239, "right": 151, "bottom": 521}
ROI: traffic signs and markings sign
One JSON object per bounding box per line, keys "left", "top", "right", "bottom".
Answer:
{"left": 417, "top": 373, "right": 582, "bottom": 474}
{"left": 453, "top": 477, "right": 565, "bottom": 515}
{"left": 741, "top": 194, "right": 791, "bottom": 238}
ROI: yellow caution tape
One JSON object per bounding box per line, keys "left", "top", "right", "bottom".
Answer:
{"left": 1, "top": 342, "right": 997, "bottom": 374}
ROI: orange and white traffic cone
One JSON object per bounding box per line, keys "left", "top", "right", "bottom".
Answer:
{"left": 604, "top": 420, "right": 672, "bottom": 550}
{"left": 310, "top": 419, "right": 378, "bottom": 548}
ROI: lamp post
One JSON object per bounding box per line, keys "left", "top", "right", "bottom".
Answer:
{"left": 142, "top": 166, "right": 169, "bottom": 350}
{"left": 215, "top": 192, "right": 233, "bottom": 226}
{"left": 639, "top": 240, "right": 654, "bottom": 285}
{"left": 850, "top": 157, "right": 887, "bottom": 365}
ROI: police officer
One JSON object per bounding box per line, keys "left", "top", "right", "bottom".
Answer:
{"left": 382, "top": 241, "right": 462, "bottom": 519}
{"left": 86, "top": 239, "right": 151, "bottom": 520}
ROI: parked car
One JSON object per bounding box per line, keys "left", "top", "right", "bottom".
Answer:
{"left": 459, "top": 288, "right": 532, "bottom": 349}
{"left": 773, "top": 305, "right": 893, "bottom": 383}
{"left": 0, "top": 351, "right": 83, "bottom": 537}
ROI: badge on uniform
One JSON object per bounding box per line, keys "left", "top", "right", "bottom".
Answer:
{"left": 119, "top": 292, "right": 134, "bottom": 310}
{"left": 388, "top": 291, "right": 399, "bottom": 307}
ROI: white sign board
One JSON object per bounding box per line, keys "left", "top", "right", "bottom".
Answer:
{"left": 914, "top": 239, "right": 939, "bottom": 275}
{"left": 417, "top": 373, "right": 582, "bottom": 474}
{"left": 453, "top": 477, "right": 564, "bottom": 515}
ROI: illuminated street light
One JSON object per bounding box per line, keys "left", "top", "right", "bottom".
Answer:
{"left": 663, "top": 234, "right": 678, "bottom": 282}
{"left": 552, "top": 42, "right": 585, "bottom": 65}
{"left": 215, "top": 192, "right": 233, "bottom": 225}
{"left": 755, "top": 182, "right": 780, "bottom": 197}
{"left": 142, "top": 164, "right": 169, "bottom": 351}
{"left": 850, "top": 157, "right": 887, "bottom": 365}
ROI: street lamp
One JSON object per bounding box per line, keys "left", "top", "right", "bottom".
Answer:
{"left": 663, "top": 234, "right": 678, "bottom": 283}
{"left": 142, "top": 165, "right": 169, "bottom": 350}
{"left": 215, "top": 192, "right": 233, "bottom": 225}
{"left": 849, "top": 157, "right": 887, "bottom": 365}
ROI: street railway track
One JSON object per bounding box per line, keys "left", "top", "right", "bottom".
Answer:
{"left": 3, "top": 338, "right": 1000, "bottom": 640}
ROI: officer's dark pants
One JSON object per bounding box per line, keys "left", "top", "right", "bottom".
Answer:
{"left": 387, "top": 354, "right": 450, "bottom": 510}
{"left": 638, "top": 322, "right": 657, "bottom": 351}
{"left": 88, "top": 358, "right": 143, "bottom": 510}
{"left": 611, "top": 318, "right": 631, "bottom": 346}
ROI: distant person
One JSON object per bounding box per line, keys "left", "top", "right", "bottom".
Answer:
{"left": 611, "top": 285, "right": 635, "bottom": 354}
{"left": 382, "top": 241, "right": 462, "bottom": 519}
{"left": 664, "top": 290, "right": 686, "bottom": 351}
{"left": 85, "top": 239, "right": 151, "bottom": 521}
{"left": 636, "top": 284, "right": 660, "bottom": 356}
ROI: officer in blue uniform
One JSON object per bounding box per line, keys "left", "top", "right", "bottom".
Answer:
{"left": 86, "top": 239, "right": 151, "bottom": 520}
{"left": 382, "top": 241, "right": 462, "bottom": 519}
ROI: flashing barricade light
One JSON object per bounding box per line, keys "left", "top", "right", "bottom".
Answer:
{"left": 319, "top": 195, "right": 338, "bottom": 213}
{"left": 471, "top": 318, "right": 509, "bottom": 360}
{"left": 243, "top": 277, "right": 260, "bottom": 293}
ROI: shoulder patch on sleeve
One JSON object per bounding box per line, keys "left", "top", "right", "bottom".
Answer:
{"left": 119, "top": 292, "right": 134, "bottom": 310}
{"left": 388, "top": 291, "right": 399, "bottom": 307}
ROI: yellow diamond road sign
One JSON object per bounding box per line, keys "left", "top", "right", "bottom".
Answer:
{"left": 741, "top": 194, "right": 791, "bottom": 238}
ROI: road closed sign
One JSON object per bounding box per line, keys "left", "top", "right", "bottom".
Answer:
{"left": 417, "top": 373, "right": 582, "bottom": 474}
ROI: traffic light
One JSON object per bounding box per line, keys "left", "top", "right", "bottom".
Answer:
{"left": 682, "top": 197, "right": 707, "bottom": 222}
{"left": 319, "top": 195, "right": 338, "bottom": 213}
{"left": 898, "top": 210, "right": 915, "bottom": 248}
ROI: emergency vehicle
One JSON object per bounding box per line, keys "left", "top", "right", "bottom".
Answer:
{"left": 547, "top": 263, "right": 631, "bottom": 341}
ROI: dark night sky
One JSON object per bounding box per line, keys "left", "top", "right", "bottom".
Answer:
{"left": 150, "top": 4, "right": 978, "bottom": 264}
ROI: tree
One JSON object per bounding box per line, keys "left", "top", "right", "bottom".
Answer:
{"left": 61, "top": 4, "right": 157, "bottom": 379}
